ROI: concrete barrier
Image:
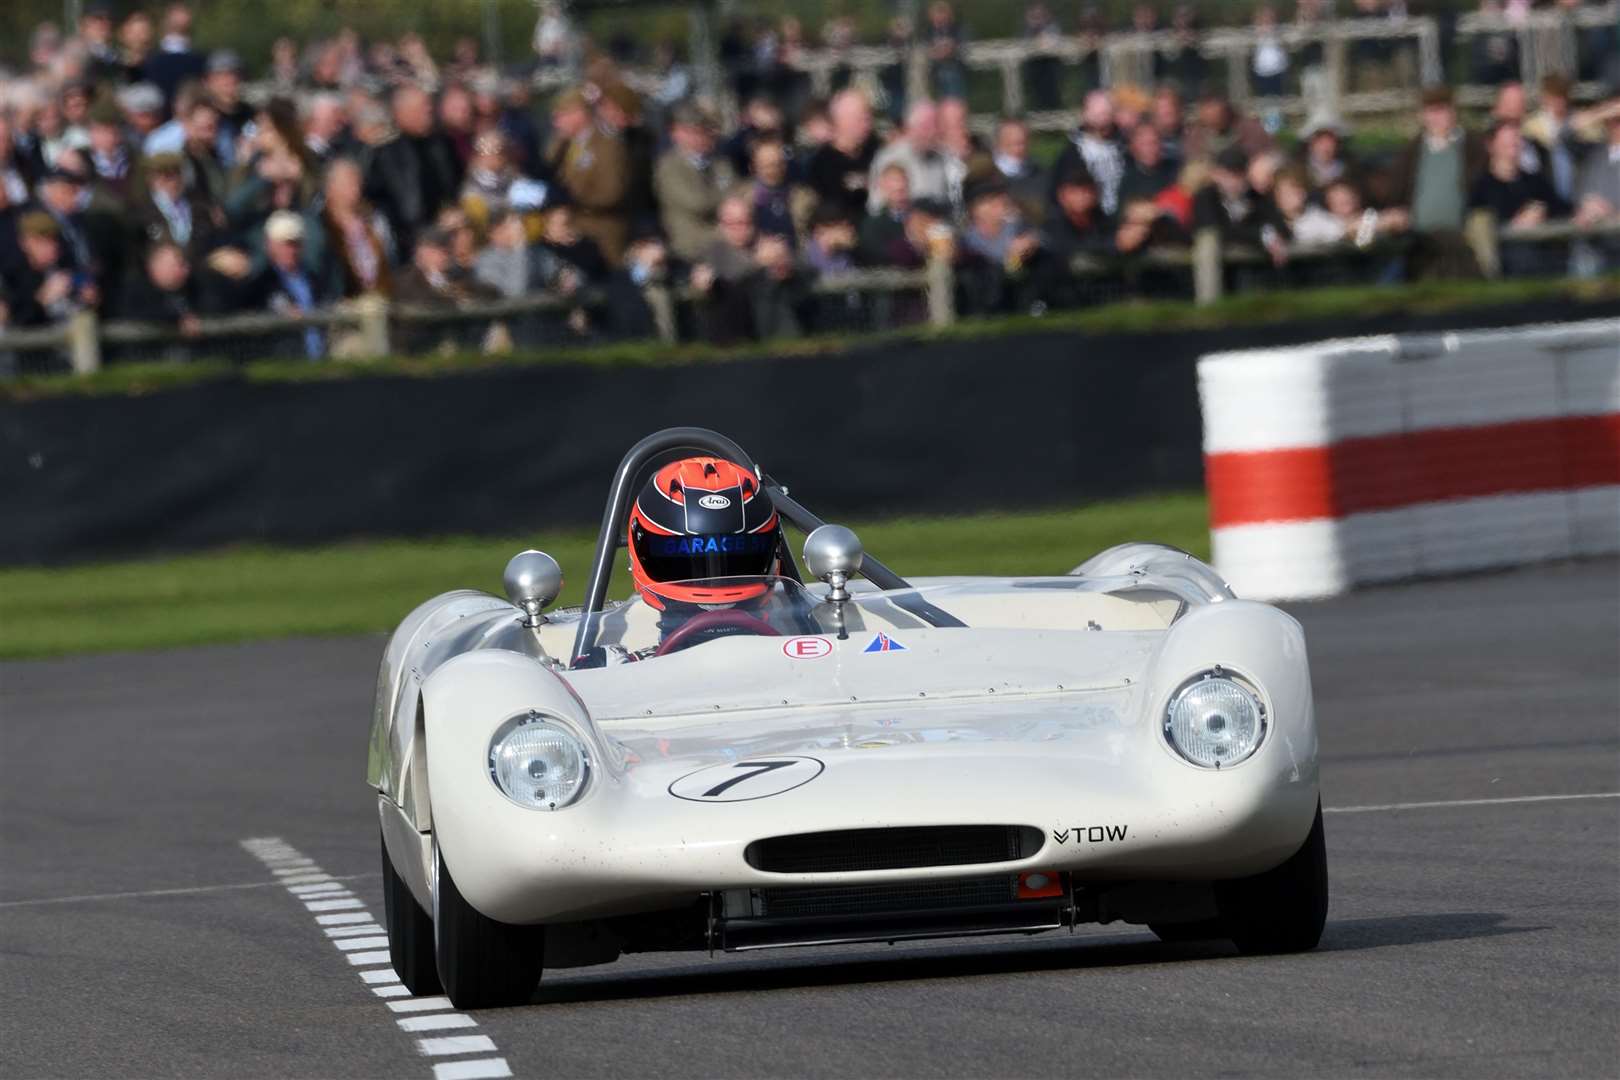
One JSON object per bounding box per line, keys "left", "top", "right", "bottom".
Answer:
{"left": 1199, "top": 320, "right": 1620, "bottom": 600}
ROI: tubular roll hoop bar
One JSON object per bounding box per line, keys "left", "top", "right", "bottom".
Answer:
{"left": 569, "top": 427, "right": 916, "bottom": 664}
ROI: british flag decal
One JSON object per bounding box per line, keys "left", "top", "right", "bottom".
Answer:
{"left": 863, "top": 632, "right": 907, "bottom": 653}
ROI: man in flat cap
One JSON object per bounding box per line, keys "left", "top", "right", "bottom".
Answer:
{"left": 1, "top": 212, "right": 95, "bottom": 328}
{"left": 1385, "top": 84, "right": 1486, "bottom": 279}
{"left": 655, "top": 102, "right": 735, "bottom": 263}
{"left": 131, "top": 151, "right": 225, "bottom": 262}
{"left": 544, "top": 86, "right": 631, "bottom": 266}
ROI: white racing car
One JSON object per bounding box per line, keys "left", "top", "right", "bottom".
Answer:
{"left": 369, "top": 427, "right": 1326, "bottom": 1008}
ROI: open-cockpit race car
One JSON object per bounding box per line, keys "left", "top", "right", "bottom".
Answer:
{"left": 369, "top": 428, "right": 1327, "bottom": 1008}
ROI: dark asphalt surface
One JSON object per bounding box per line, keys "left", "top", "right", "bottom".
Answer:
{"left": 3, "top": 559, "right": 1617, "bottom": 1078}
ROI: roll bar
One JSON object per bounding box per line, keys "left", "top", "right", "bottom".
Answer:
{"left": 569, "top": 427, "right": 927, "bottom": 664}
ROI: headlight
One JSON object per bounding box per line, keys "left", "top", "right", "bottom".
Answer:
{"left": 488, "top": 713, "right": 590, "bottom": 810}
{"left": 1163, "top": 669, "right": 1266, "bottom": 769}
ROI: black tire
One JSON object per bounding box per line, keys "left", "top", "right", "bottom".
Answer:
{"left": 433, "top": 843, "right": 544, "bottom": 1009}
{"left": 1215, "top": 802, "right": 1329, "bottom": 955}
{"left": 382, "top": 832, "right": 442, "bottom": 996}
{"left": 1148, "top": 918, "right": 1226, "bottom": 943}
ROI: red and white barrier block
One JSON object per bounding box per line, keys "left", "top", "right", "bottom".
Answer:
{"left": 1198, "top": 319, "right": 1620, "bottom": 601}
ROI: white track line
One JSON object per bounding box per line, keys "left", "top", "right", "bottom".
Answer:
{"left": 239, "top": 837, "right": 513, "bottom": 1080}
{"left": 1326, "top": 792, "right": 1620, "bottom": 814}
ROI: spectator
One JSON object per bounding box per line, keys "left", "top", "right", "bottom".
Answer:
{"left": 144, "top": 4, "right": 206, "bottom": 110}
{"left": 239, "top": 211, "right": 337, "bottom": 357}
{"left": 596, "top": 82, "right": 658, "bottom": 240}
{"left": 879, "top": 17, "right": 913, "bottom": 123}
{"left": 85, "top": 103, "right": 135, "bottom": 203}
{"left": 1119, "top": 123, "right": 1180, "bottom": 208}
{"left": 1041, "top": 165, "right": 1115, "bottom": 266}
{"left": 938, "top": 97, "right": 987, "bottom": 206}
{"left": 802, "top": 205, "right": 857, "bottom": 275}
{"left": 722, "top": 97, "right": 788, "bottom": 181}
{"left": 367, "top": 85, "right": 463, "bottom": 258}
{"left": 1, "top": 211, "right": 94, "bottom": 327}
{"left": 746, "top": 232, "right": 815, "bottom": 340}
{"left": 179, "top": 97, "right": 229, "bottom": 206}
{"left": 1053, "top": 91, "right": 1126, "bottom": 217}
{"left": 744, "top": 139, "right": 802, "bottom": 244}
{"left": 695, "top": 193, "right": 759, "bottom": 286}
{"left": 1151, "top": 86, "right": 1187, "bottom": 161}
{"left": 1022, "top": 4, "right": 1065, "bottom": 113}
{"left": 1570, "top": 98, "right": 1620, "bottom": 276}
{"left": 36, "top": 159, "right": 123, "bottom": 296}
{"left": 437, "top": 83, "right": 478, "bottom": 169}
{"left": 1388, "top": 85, "right": 1486, "bottom": 279}
{"left": 925, "top": 2, "right": 968, "bottom": 101}
{"left": 1269, "top": 168, "right": 1345, "bottom": 248}
{"left": 474, "top": 209, "right": 561, "bottom": 299}
{"left": 308, "top": 157, "right": 393, "bottom": 298}
{"left": 131, "top": 151, "right": 224, "bottom": 262}
{"left": 868, "top": 100, "right": 949, "bottom": 212}
{"left": 858, "top": 164, "right": 914, "bottom": 266}
{"left": 391, "top": 223, "right": 493, "bottom": 309}
{"left": 806, "top": 90, "right": 879, "bottom": 220}
{"left": 960, "top": 178, "right": 1043, "bottom": 312}
{"left": 1296, "top": 111, "right": 1362, "bottom": 202}
{"left": 536, "top": 200, "right": 610, "bottom": 285}
{"left": 655, "top": 103, "right": 734, "bottom": 265}
{"left": 77, "top": 2, "right": 124, "bottom": 85}
{"left": 1194, "top": 146, "right": 1264, "bottom": 245}
{"left": 544, "top": 88, "right": 630, "bottom": 266}
{"left": 118, "top": 9, "right": 155, "bottom": 82}
{"left": 118, "top": 84, "right": 166, "bottom": 147}
{"left": 1469, "top": 1, "right": 1521, "bottom": 87}
{"left": 533, "top": 1, "right": 577, "bottom": 70}
{"left": 1250, "top": 5, "right": 1290, "bottom": 99}
{"left": 990, "top": 118, "right": 1048, "bottom": 225}
{"left": 116, "top": 240, "right": 205, "bottom": 332}
{"left": 1160, "top": 5, "right": 1209, "bottom": 98}
{"left": 1492, "top": 82, "right": 1553, "bottom": 181}
{"left": 303, "top": 94, "right": 352, "bottom": 165}
{"left": 204, "top": 51, "right": 253, "bottom": 167}
{"left": 459, "top": 132, "right": 532, "bottom": 235}
{"left": 1524, "top": 75, "right": 1591, "bottom": 205}
{"left": 1183, "top": 91, "right": 1273, "bottom": 165}
{"left": 1471, "top": 122, "right": 1563, "bottom": 228}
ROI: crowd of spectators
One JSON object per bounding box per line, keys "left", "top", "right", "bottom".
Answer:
{"left": 1, "top": 1, "right": 1619, "bottom": 360}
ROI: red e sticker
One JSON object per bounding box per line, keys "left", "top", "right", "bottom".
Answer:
{"left": 782, "top": 636, "right": 833, "bottom": 659}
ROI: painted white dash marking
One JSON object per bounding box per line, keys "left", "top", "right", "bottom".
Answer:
{"left": 306, "top": 897, "right": 365, "bottom": 911}
{"left": 388, "top": 996, "right": 455, "bottom": 1013}
{"left": 241, "top": 837, "right": 519, "bottom": 1078}
{"left": 1326, "top": 792, "right": 1620, "bottom": 814}
{"left": 325, "top": 924, "right": 387, "bottom": 938}
{"left": 433, "top": 1059, "right": 512, "bottom": 1080}
{"left": 397, "top": 1013, "right": 477, "bottom": 1032}
{"left": 417, "top": 1035, "right": 498, "bottom": 1057}
{"left": 316, "top": 912, "right": 373, "bottom": 925}
{"left": 334, "top": 936, "right": 391, "bottom": 952}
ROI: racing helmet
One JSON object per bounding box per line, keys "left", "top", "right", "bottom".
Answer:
{"left": 627, "top": 457, "right": 783, "bottom": 609}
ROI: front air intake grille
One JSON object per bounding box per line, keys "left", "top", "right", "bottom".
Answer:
{"left": 745, "top": 825, "right": 1043, "bottom": 874}
{"left": 758, "top": 875, "right": 1017, "bottom": 918}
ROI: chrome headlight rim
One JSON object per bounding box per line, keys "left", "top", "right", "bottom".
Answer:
{"left": 1161, "top": 666, "right": 1268, "bottom": 770}
{"left": 486, "top": 710, "right": 592, "bottom": 810}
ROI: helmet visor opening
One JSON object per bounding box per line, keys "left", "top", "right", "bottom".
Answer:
{"left": 632, "top": 522, "right": 780, "bottom": 584}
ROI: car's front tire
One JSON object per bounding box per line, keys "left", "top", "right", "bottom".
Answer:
{"left": 382, "top": 831, "right": 441, "bottom": 996}
{"left": 433, "top": 842, "right": 544, "bottom": 1008}
{"left": 1215, "top": 801, "right": 1329, "bottom": 955}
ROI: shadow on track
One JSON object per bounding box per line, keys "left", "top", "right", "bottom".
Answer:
{"left": 529, "top": 912, "right": 1532, "bottom": 1006}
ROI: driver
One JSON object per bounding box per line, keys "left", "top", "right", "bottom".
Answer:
{"left": 625, "top": 456, "right": 788, "bottom": 652}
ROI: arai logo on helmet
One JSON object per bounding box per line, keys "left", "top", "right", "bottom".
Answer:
{"left": 696, "top": 493, "right": 732, "bottom": 510}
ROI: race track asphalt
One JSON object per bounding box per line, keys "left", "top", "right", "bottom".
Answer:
{"left": 3, "top": 559, "right": 1617, "bottom": 1079}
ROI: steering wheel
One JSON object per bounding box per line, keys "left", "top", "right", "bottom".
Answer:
{"left": 654, "top": 609, "right": 782, "bottom": 657}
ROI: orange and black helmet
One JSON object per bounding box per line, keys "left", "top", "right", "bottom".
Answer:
{"left": 627, "top": 456, "right": 783, "bottom": 609}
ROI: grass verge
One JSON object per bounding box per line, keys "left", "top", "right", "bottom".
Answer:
{"left": 0, "top": 493, "right": 1208, "bottom": 659}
